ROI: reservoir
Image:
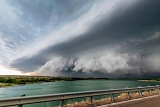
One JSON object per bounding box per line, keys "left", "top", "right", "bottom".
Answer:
{"left": 0, "top": 80, "right": 160, "bottom": 107}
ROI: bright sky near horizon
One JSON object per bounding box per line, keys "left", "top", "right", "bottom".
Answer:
{"left": 0, "top": 66, "right": 30, "bottom": 75}
{"left": 0, "top": 0, "right": 160, "bottom": 77}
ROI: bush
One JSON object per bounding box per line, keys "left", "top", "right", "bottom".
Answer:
{"left": 15, "top": 81, "right": 26, "bottom": 84}
{"left": 0, "top": 77, "right": 5, "bottom": 82}
{"left": 4, "top": 78, "right": 15, "bottom": 83}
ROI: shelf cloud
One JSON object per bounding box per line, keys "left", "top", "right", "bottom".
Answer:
{"left": 0, "top": 0, "right": 160, "bottom": 77}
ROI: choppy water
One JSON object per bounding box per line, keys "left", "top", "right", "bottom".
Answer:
{"left": 0, "top": 80, "right": 160, "bottom": 107}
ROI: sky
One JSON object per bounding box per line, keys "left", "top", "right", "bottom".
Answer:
{"left": 0, "top": 0, "right": 160, "bottom": 77}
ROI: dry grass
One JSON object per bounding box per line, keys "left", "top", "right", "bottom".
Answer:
{"left": 152, "top": 89, "right": 159, "bottom": 94}
{"left": 56, "top": 89, "right": 159, "bottom": 107}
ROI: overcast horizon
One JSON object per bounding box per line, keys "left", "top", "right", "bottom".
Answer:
{"left": 0, "top": 0, "right": 160, "bottom": 78}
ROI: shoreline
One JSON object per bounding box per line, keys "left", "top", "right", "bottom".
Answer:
{"left": 0, "top": 79, "right": 159, "bottom": 88}
{"left": 0, "top": 75, "right": 109, "bottom": 88}
{"left": 0, "top": 75, "right": 160, "bottom": 88}
{"left": 138, "top": 80, "right": 159, "bottom": 82}
{"left": 0, "top": 81, "right": 61, "bottom": 88}
{"left": 0, "top": 82, "right": 43, "bottom": 88}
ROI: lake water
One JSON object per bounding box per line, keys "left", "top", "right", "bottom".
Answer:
{"left": 0, "top": 80, "right": 160, "bottom": 107}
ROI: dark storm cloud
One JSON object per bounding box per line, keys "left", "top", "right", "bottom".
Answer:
{"left": 0, "top": 0, "right": 94, "bottom": 64}
{"left": 7, "top": 0, "right": 95, "bottom": 71}
{"left": 10, "top": 0, "right": 160, "bottom": 74}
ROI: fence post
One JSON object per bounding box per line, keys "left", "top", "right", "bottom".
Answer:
{"left": 111, "top": 94, "right": 114, "bottom": 101}
{"left": 61, "top": 99, "right": 64, "bottom": 107}
{"left": 138, "top": 91, "right": 142, "bottom": 96}
{"left": 149, "top": 90, "right": 152, "bottom": 95}
{"left": 61, "top": 92, "right": 65, "bottom": 107}
{"left": 18, "top": 94, "right": 25, "bottom": 107}
{"left": 18, "top": 104, "right": 23, "bottom": 107}
{"left": 126, "top": 92, "right": 130, "bottom": 99}
{"left": 89, "top": 96, "right": 93, "bottom": 104}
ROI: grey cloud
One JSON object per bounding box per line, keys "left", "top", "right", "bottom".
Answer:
{"left": 142, "top": 54, "right": 160, "bottom": 72}
{"left": 13, "top": 0, "right": 94, "bottom": 31}
{"left": 8, "top": 0, "right": 160, "bottom": 77}
{"left": 36, "top": 52, "right": 160, "bottom": 78}
{"left": 0, "top": 0, "right": 93, "bottom": 63}
{"left": 35, "top": 52, "right": 133, "bottom": 76}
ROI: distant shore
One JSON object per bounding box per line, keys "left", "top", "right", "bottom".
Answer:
{"left": 1, "top": 75, "right": 160, "bottom": 88}
{"left": 0, "top": 83, "right": 19, "bottom": 88}
{"left": 138, "top": 79, "right": 160, "bottom": 82}
{"left": 0, "top": 75, "right": 109, "bottom": 88}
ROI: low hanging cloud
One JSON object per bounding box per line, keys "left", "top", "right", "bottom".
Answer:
{"left": 73, "top": 52, "right": 131, "bottom": 73}
{"left": 36, "top": 52, "right": 140, "bottom": 76}
{"left": 36, "top": 52, "right": 160, "bottom": 77}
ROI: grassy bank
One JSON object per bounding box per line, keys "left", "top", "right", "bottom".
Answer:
{"left": 0, "top": 83, "right": 13, "bottom": 87}
{"left": 0, "top": 75, "right": 75, "bottom": 87}
{"left": 0, "top": 75, "right": 109, "bottom": 87}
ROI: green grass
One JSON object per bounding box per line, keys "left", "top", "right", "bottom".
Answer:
{"left": 0, "top": 75, "right": 109, "bottom": 87}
